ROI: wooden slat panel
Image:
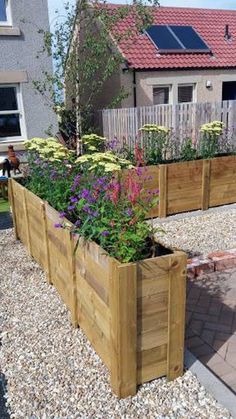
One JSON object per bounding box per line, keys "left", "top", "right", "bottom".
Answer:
{"left": 167, "top": 252, "right": 187, "bottom": 380}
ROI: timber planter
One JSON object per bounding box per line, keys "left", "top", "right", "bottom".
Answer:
{"left": 129, "top": 155, "right": 236, "bottom": 218}
{"left": 9, "top": 179, "right": 187, "bottom": 398}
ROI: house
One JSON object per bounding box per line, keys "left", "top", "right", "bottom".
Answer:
{"left": 83, "top": 5, "right": 236, "bottom": 110}
{"left": 0, "top": 0, "right": 57, "bottom": 152}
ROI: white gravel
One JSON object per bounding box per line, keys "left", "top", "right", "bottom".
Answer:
{"left": 153, "top": 206, "right": 236, "bottom": 258}
{"left": 0, "top": 229, "right": 232, "bottom": 418}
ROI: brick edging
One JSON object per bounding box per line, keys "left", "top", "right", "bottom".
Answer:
{"left": 187, "top": 249, "right": 236, "bottom": 278}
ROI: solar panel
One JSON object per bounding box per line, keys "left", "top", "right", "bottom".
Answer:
{"left": 145, "top": 25, "right": 210, "bottom": 53}
{"left": 146, "top": 25, "right": 184, "bottom": 51}
{"left": 170, "top": 26, "right": 210, "bottom": 51}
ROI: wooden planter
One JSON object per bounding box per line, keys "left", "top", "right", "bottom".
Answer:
{"left": 127, "top": 155, "right": 236, "bottom": 218}
{"left": 9, "top": 179, "right": 187, "bottom": 398}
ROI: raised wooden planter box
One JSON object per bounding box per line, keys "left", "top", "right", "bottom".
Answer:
{"left": 129, "top": 155, "right": 236, "bottom": 218}
{"left": 9, "top": 179, "right": 187, "bottom": 398}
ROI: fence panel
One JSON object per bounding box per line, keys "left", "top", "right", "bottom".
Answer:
{"left": 101, "top": 100, "right": 236, "bottom": 155}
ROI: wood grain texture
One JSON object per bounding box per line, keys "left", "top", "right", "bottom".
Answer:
{"left": 202, "top": 159, "right": 211, "bottom": 210}
{"left": 159, "top": 165, "right": 167, "bottom": 218}
{"left": 167, "top": 252, "right": 187, "bottom": 380}
{"left": 110, "top": 261, "right": 137, "bottom": 398}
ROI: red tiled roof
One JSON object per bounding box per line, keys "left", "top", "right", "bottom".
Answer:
{"left": 106, "top": 4, "right": 236, "bottom": 70}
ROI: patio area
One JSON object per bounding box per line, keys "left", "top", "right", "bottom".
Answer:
{"left": 186, "top": 268, "right": 236, "bottom": 394}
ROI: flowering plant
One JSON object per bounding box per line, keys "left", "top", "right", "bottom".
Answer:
{"left": 24, "top": 137, "right": 74, "bottom": 162}
{"left": 139, "top": 124, "right": 170, "bottom": 164}
{"left": 25, "top": 138, "right": 162, "bottom": 263}
{"left": 81, "top": 133, "right": 107, "bottom": 153}
{"left": 200, "top": 121, "right": 225, "bottom": 159}
{"left": 76, "top": 151, "right": 134, "bottom": 172}
{"left": 61, "top": 165, "right": 160, "bottom": 262}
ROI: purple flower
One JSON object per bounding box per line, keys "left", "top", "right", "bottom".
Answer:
{"left": 68, "top": 205, "right": 75, "bottom": 211}
{"left": 92, "top": 210, "right": 99, "bottom": 218}
{"left": 75, "top": 219, "right": 81, "bottom": 227}
{"left": 125, "top": 208, "right": 133, "bottom": 217}
{"left": 82, "top": 204, "right": 91, "bottom": 214}
{"left": 54, "top": 223, "right": 62, "bottom": 228}
{"left": 101, "top": 230, "right": 109, "bottom": 237}
{"left": 80, "top": 189, "right": 90, "bottom": 199}
{"left": 59, "top": 211, "right": 66, "bottom": 218}
{"left": 70, "top": 196, "right": 78, "bottom": 203}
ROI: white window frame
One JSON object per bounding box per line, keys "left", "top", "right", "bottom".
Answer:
{"left": 153, "top": 84, "right": 172, "bottom": 105}
{"left": 0, "top": 84, "right": 27, "bottom": 142}
{"left": 0, "top": 0, "right": 12, "bottom": 26}
{"left": 178, "top": 83, "right": 196, "bottom": 104}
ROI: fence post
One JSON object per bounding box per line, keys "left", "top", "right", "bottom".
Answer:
{"left": 167, "top": 252, "right": 187, "bottom": 380}
{"left": 159, "top": 165, "right": 167, "bottom": 218}
{"left": 110, "top": 261, "right": 137, "bottom": 398}
{"left": 201, "top": 159, "right": 211, "bottom": 211}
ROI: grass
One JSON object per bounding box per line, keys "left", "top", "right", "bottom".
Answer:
{"left": 0, "top": 198, "right": 10, "bottom": 213}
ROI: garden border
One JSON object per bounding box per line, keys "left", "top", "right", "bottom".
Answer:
{"left": 9, "top": 179, "right": 187, "bottom": 398}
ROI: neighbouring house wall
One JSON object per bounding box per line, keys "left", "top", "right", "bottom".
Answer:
{"left": 119, "top": 68, "right": 236, "bottom": 108}
{"left": 0, "top": 0, "right": 58, "bottom": 147}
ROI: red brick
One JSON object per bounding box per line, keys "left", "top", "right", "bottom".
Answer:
{"left": 208, "top": 251, "right": 236, "bottom": 261}
{"left": 195, "top": 262, "right": 214, "bottom": 276}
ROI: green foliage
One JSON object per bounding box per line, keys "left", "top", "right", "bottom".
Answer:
{"left": 200, "top": 121, "right": 224, "bottom": 159}
{"left": 180, "top": 139, "right": 197, "bottom": 161}
{"left": 139, "top": 124, "right": 170, "bottom": 164}
{"left": 33, "top": 1, "right": 159, "bottom": 139}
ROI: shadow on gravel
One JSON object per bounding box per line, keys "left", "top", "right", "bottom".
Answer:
{"left": 0, "top": 213, "right": 13, "bottom": 230}
{"left": 0, "top": 373, "right": 10, "bottom": 419}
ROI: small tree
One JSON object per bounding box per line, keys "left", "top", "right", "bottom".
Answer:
{"left": 33, "top": 0, "right": 159, "bottom": 146}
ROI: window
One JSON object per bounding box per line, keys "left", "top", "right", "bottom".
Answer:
{"left": 178, "top": 84, "right": 194, "bottom": 103}
{"left": 153, "top": 86, "right": 170, "bottom": 105}
{"left": 0, "top": 0, "right": 11, "bottom": 25}
{"left": 0, "top": 85, "right": 25, "bottom": 140}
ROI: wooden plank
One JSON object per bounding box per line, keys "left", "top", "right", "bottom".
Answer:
{"left": 8, "top": 179, "right": 18, "bottom": 239}
{"left": 159, "top": 165, "right": 167, "bottom": 218}
{"left": 23, "top": 188, "right": 32, "bottom": 255}
{"left": 201, "top": 159, "right": 211, "bottom": 211}
{"left": 110, "top": 261, "right": 137, "bottom": 398}
{"left": 137, "top": 345, "right": 167, "bottom": 384}
{"left": 167, "top": 252, "right": 187, "bottom": 380}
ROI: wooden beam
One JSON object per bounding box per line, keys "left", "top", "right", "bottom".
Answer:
{"left": 110, "top": 261, "right": 137, "bottom": 398}
{"left": 202, "top": 159, "right": 211, "bottom": 211}
{"left": 159, "top": 164, "right": 167, "bottom": 218}
{"left": 167, "top": 252, "right": 187, "bottom": 380}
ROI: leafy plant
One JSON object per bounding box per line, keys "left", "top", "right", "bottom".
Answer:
{"left": 139, "top": 124, "right": 170, "bottom": 164}
{"left": 200, "top": 121, "right": 224, "bottom": 159}
{"left": 180, "top": 139, "right": 197, "bottom": 161}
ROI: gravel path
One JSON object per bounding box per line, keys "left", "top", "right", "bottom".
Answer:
{"left": 0, "top": 230, "right": 232, "bottom": 418}
{"left": 153, "top": 206, "right": 236, "bottom": 258}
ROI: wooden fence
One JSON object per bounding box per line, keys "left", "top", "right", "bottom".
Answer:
{"left": 101, "top": 100, "right": 236, "bottom": 151}
{"left": 9, "top": 179, "right": 187, "bottom": 397}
